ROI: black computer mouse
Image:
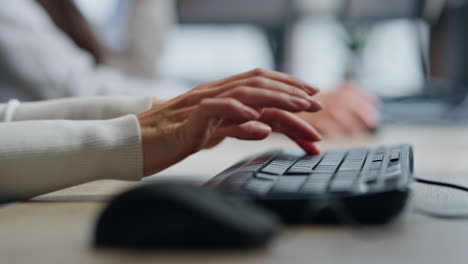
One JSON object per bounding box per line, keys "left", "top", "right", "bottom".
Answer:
{"left": 94, "top": 182, "right": 280, "bottom": 249}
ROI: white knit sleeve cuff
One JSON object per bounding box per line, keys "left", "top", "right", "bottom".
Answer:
{"left": 3, "top": 99, "right": 20, "bottom": 122}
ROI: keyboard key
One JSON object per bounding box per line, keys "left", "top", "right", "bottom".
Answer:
{"left": 301, "top": 155, "right": 323, "bottom": 161}
{"left": 270, "top": 156, "right": 297, "bottom": 165}
{"left": 261, "top": 156, "right": 297, "bottom": 175}
{"left": 371, "top": 161, "right": 382, "bottom": 169}
{"left": 363, "top": 169, "right": 380, "bottom": 184}
{"left": 244, "top": 178, "right": 275, "bottom": 195}
{"left": 300, "top": 181, "right": 328, "bottom": 194}
{"left": 220, "top": 172, "right": 253, "bottom": 189}
{"left": 237, "top": 164, "right": 264, "bottom": 173}
{"left": 329, "top": 179, "right": 356, "bottom": 193}
{"left": 269, "top": 162, "right": 291, "bottom": 168}
{"left": 347, "top": 149, "right": 368, "bottom": 159}
{"left": 286, "top": 157, "right": 322, "bottom": 174}
{"left": 386, "top": 163, "right": 401, "bottom": 171}
{"left": 286, "top": 167, "right": 313, "bottom": 175}
{"left": 313, "top": 165, "right": 338, "bottom": 173}
{"left": 324, "top": 150, "right": 346, "bottom": 158}
{"left": 334, "top": 171, "right": 360, "bottom": 180}
{"left": 390, "top": 150, "right": 401, "bottom": 161}
{"left": 366, "top": 178, "right": 378, "bottom": 185}
{"left": 372, "top": 153, "right": 384, "bottom": 162}
{"left": 385, "top": 176, "right": 401, "bottom": 188}
{"left": 236, "top": 155, "right": 274, "bottom": 172}
{"left": 271, "top": 176, "right": 307, "bottom": 193}
{"left": 308, "top": 173, "right": 333, "bottom": 182}
{"left": 255, "top": 173, "right": 280, "bottom": 181}
{"left": 338, "top": 165, "right": 363, "bottom": 172}
{"left": 261, "top": 164, "right": 289, "bottom": 175}
{"left": 385, "top": 163, "right": 402, "bottom": 180}
{"left": 319, "top": 160, "right": 342, "bottom": 166}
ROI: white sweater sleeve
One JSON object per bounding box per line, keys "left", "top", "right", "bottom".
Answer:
{"left": 0, "top": 97, "right": 151, "bottom": 202}
{"left": 0, "top": 115, "right": 144, "bottom": 203}
{"left": 0, "top": 0, "right": 160, "bottom": 99}
{"left": 7, "top": 96, "right": 152, "bottom": 121}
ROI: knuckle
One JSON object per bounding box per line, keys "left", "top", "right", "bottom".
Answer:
{"left": 199, "top": 98, "right": 214, "bottom": 107}
{"left": 279, "top": 93, "right": 292, "bottom": 102}
{"left": 222, "top": 98, "right": 239, "bottom": 108}
{"left": 232, "top": 86, "right": 251, "bottom": 98}
{"left": 251, "top": 68, "right": 267, "bottom": 76}
{"left": 247, "top": 76, "right": 267, "bottom": 87}
{"left": 271, "top": 109, "right": 286, "bottom": 119}
{"left": 188, "top": 90, "right": 206, "bottom": 101}
{"left": 293, "top": 88, "right": 308, "bottom": 97}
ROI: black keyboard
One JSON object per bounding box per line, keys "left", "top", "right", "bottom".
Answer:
{"left": 205, "top": 144, "right": 414, "bottom": 225}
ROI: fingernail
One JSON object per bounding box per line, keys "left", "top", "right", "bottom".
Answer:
{"left": 296, "top": 89, "right": 309, "bottom": 98}
{"left": 253, "top": 122, "right": 272, "bottom": 132}
{"left": 242, "top": 108, "right": 260, "bottom": 119}
{"left": 305, "top": 83, "right": 320, "bottom": 94}
{"left": 290, "top": 97, "right": 311, "bottom": 109}
{"left": 306, "top": 97, "right": 323, "bottom": 110}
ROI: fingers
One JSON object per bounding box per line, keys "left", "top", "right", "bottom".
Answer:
{"left": 175, "top": 69, "right": 322, "bottom": 113}
{"left": 260, "top": 109, "right": 322, "bottom": 142}
{"left": 344, "top": 83, "right": 381, "bottom": 106}
{"left": 340, "top": 83, "right": 381, "bottom": 128}
{"left": 294, "top": 138, "right": 321, "bottom": 155}
{"left": 183, "top": 98, "right": 263, "bottom": 154}
{"left": 350, "top": 100, "right": 381, "bottom": 129}
{"left": 214, "top": 112, "right": 321, "bottom": 155}
{"left": 258, "top": 109, "right": 322, "bottom": 154}
{"left": 218, "top": 86, "right": 322, "bottom": 113}
{"left": 300, "top": 112, "right": 345, "bottom": 137}
{"left": 203, "top": 68, "right": 319, "bottom": 95}
{"left": 327, "top": 107, "right": 368, "bottom": 136}
{"left": 215, "top": 121, "right": 272, "bottom": 140}
{"left": 216, "top": 76, "right": 316, "bottom": 103}
{"left": 195, "top": 98, "right": 261, "bottom": 125}
{"left": 191, "top": 99, "right": 322, "bottom": 156}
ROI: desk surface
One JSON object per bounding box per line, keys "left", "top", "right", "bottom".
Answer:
{"left": 2, "top": 124, "right": 468, "bottom": 264}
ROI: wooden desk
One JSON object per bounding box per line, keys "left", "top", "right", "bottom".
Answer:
{"left": 2, "top": 124, "right": 468, "bottom": 264}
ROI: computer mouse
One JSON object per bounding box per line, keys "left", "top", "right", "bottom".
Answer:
{"left": 94, "top": 182, "right": 280, "bottom": 249}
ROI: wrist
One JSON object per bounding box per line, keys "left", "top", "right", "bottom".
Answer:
{"left": 137, "top": 112, "right": 153, "bottom": 176}
{"left": 152, "top": 97, "right": 165, "bottom": 108}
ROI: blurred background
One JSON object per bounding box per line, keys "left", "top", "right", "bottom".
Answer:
{"left": 74, "top": 0, "right": 468, "bottom": 124}
{"left": 76, "top": 0, "right": 426, "bottom": 94}
{"left": 6, "top": 0, "right": 468, "bottom": 125}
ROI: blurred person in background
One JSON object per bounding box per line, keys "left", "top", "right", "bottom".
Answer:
{"left": 297, "top": 82, "right": 380, "bottom": 137}
{"left": 0, "top": 0, "right": 183, "bottom": 101}
{"left": 80, "top": 0, "right": 176, "bottom": 81}
{"left": 289, "top": 0, "right": 381, "bottom": 137}
{"left": 0, "top": 0, "right": 379, "bottom": 138}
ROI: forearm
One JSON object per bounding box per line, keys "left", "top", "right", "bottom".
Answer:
{"left": 0, "top": 115, "right": 143, "bottom": 203}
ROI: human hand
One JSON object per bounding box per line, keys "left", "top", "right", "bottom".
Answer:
{"left": 137, "top": 69, "right": 323, "bottom": 176}
{"left": 298, "top": 82, "right": 380, "bottom": 137}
